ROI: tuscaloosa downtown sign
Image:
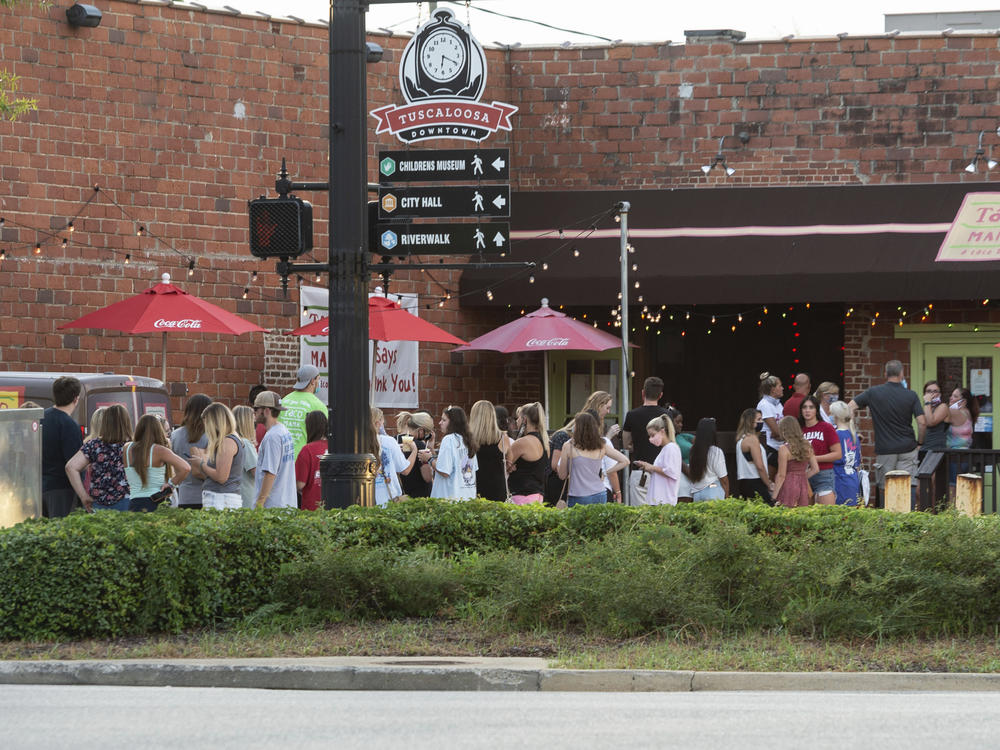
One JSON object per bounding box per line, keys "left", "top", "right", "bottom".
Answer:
{"left": 369, "top": 8, "right": 517, "bottom": 143}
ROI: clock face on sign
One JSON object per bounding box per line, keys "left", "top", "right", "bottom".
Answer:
{"left": 420, "top": 30, "right": 466, "bottom": 82}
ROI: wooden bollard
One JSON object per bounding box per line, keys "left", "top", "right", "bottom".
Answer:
{"left": 955, "top": 473, "right": 983, "bottom": 517}
{"left": 884, "top": 470, "right": 912, "bottom": 513}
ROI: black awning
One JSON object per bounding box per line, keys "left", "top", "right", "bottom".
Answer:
{"left": 459, "top": 182, "right": 1000, "bottom": 307}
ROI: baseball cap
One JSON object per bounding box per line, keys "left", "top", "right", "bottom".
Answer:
{"left": 294, "top": 364, "right": 320, "bottom": 390}
{"left": 253, "top": 391, "right": 287, "bottom": 411}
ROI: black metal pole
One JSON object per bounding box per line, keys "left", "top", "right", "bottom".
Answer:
{"left": 321, "top": 0, "right": 377, "bottom": 508}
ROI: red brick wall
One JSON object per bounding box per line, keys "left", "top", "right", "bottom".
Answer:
{"left": 3, "top": 2, "right": 1000, "bottom": 423}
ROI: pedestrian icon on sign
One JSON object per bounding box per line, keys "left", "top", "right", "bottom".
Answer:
{"left": 472, "top": 190, "right": 484, "bottom": 211}
{"left": 472, "top": 153, "right": 483, "bottom": 175}
{"left": 474, "top": 228, "right": 485, "bottom": 249}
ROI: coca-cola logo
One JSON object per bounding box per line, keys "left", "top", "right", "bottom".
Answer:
{"left": 525, "top": 337, "right": 569, "bottom": 347}
{"left": 154, "top": 319, "right": 203, "bottom": 329}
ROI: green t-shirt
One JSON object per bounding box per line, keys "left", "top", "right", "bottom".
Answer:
{"left": 279, "top": 390, "right": 328, "bottom": 458}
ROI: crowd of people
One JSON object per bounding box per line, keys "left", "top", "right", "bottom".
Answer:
{"left": 37, "top": 359, "right": 979, "bottom": 516}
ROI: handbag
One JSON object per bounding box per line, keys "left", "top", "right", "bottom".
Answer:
{"left": 555, "top": 443, "right": 571, "bottom": 509}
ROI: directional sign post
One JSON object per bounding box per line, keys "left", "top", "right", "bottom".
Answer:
{"left": 379, "top": 148, "right": 509, "bottom": 182}
{"left": 376, "top": 222, "right": 509, "bottom": 255}
{"left": 378, "top": 185, "right": 510, "bottom": 219}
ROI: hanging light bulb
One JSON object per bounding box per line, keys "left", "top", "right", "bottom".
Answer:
{"left": 0, "top": 249, "right": 5, "bottom": 260}
{"left": 315, "top": 273, "right": 321, "bottom": 283}
{"left": 573, "top": 248, "right": 580, "bottom": 257}
{"left": 614, "top": 215, "right": 621, "bottom": 223}
{"left": 685, "top": 311, "right": 690, "bottom": 320}
{"left": 137, "top": 226, "right": 145, "bottom": 237}
{"left": 542, "top": 262, "right": 548, "bottom": 271}
{"left": 528, "top": 275, "right": 535, "bottom": 284}
{"left": 62, "top": 238, "right": 68, "bottom": 248}
{"left": 486, "top": 289, "right": 493, "bottom": 300}
{"left": 631, "top": 263, "right": 638, "bottom": 271}
{"left": 34, "top": 243, "right": 41, "bottom": 255}
{"left": 242, "top": 287, "right": 249, "bottom": 299}
{"left": 124, "top": 253, "right": 130, "bottom": 265}
{"left": 711, "top": 315, "right": 716, "bottom": 324}
{"left": 187, "top": 259, "right": 195, "bottom": 276}
{"left": 251, "top": 269, "right": 258, "bottom": 281}
{"left": 67, "top": 221, "right": 74, "bottom": 233}
{"left": 738, "top": 313, "right": 743, "bottom": 322}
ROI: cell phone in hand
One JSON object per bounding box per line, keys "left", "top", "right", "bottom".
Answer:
{"left": 149, "top": 487, "right": 173, "bottom": 503}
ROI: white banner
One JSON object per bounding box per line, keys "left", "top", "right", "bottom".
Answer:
{"left": 298, "top": 286, "right": 419, "bottom": 408}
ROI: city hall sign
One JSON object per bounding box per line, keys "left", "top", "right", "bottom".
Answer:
{"left": 370, "top": 8, "right": 518, "bottom": 143}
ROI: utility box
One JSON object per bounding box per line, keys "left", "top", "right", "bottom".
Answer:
{"left": 0, "top": 407, "right": 42, "bottom": 528}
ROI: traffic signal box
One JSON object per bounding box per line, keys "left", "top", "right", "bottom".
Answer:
{"left": 248, "top": 196, "right": 314, "bottom": 259}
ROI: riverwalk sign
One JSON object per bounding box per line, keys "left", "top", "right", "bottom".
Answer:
{"left": 377, "top": 222, "right": 509, "bottom": 255}
{"left": 378, "top": 149, "right": 509, "bottom": 182}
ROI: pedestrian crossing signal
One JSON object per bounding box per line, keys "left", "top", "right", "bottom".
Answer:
{"left": 248, "top": 197, "right": 313, "bottom": 258}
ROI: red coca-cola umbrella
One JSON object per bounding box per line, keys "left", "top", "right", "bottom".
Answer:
{"left": 290, "top": 295, "right": 466, "bottom": 345}
{"left": 290, "top": 295, "right": 466, "bottom": 400}
{"left": 454, "top": 298, "right": 628, "bottom": 413}
{"left": 454, "top": 298, "right": 623, "bottom": 353}
{"left": 59, "top": 272, "right": 266, "bottom": 382}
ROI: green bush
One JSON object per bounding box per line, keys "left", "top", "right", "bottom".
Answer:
{"left": 5, "top": 499, "right": 1000, "bottom": 640}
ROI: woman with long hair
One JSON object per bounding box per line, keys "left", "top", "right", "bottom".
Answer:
{"left": 829, "top": 400, "right": 862, "bottom": 506}
{"left": 66, "top": 404, "right": 133, "bottom": 511}
{"left": 295, "top": 410, "right": 328, "bottom": 510}
{"left": 682, "top": 417, "right": 730, "bottom": 502}
{"left": 372, "top": 407, "right": 416, "bottom": 507}
{"left": 546, "top": 390, "right": 616, "bottom": 505}
{"left": 401, "top": 411, "right": 436, "bottom": 498}
{"left": 430, "top": 405, "right": 478, "bottom": 500}
{"left": 469, "top": 399, "right": 513, "bottom": 502}
{"left": 799, "top": 395, "right": 842, "bottom": 505}
{"left": 124, "top": 415, "right": 191, "bottom": 512}
{"left": 84, "top": 407, "right": 106, "bottom": 444}
{"left": 814, "top": 381, "right": 840, "bottom": 426}
{"left": 632, "top": 414, "right": 681, "bottom": 505}
{"left": 772, "top": 416, "right": 819, "bottom": 508}
{"left": 556, "top": 411, "right": 628, "bottom": 507}
{"left": 506, "top": 401, "right": 549, "bottom": 505}
{"left": 232, "top": 405, "right": 258, "bottom": 508}
{"left": 189, "top": 403, "right": 245, "bottom": 510}
{"left": 581, "top": 390, "right": 621, "bottom": 440}
{"left": 170, "top": 393, "right": 213, "bottom": 508}
{"left": 734, "top": 408, "right": 771, "bottom": 501}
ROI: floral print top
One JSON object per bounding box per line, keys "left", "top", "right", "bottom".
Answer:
{"left": 80, "top": 439, "right": 129, "bottom": 505}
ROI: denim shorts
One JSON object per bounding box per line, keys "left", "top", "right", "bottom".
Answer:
{"left": 568, "top": 491, "right": 607, "bottom": 507}
{"left": 808, "top": 469, "right": 835, "bottom": 496}
{"left": 691, "top": 484, "right": 725, "bottom": 502}
{"left": 93, "top": 496, "right": 130, "bottom": 512}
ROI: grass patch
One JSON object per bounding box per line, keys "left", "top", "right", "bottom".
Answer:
{"left": 4, "top": 621, "right": 1000, "bottom": 674}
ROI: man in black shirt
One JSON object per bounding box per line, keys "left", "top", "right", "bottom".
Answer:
{"left": 622, "top": 376, "right": 668, "bottom": 505}
{"left": 41, "top": 376, "right": 83, "bottom": 517}
{"left": 849, "top": 359, "right": 925, "bottom": 495}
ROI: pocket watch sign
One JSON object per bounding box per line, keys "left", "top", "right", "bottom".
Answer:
{"left": 370, "top": 8, "right": 518, "bottom": 143}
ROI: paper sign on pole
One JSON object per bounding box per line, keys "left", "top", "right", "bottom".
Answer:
{"left": 936, "top": 192, "right": 1000, "bottom": 261}
{"left": 298, "top": 286, "right": 419, "bottom": 408}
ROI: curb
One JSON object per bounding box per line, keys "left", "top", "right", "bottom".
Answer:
{"left": 3, "top": 658, "right": 1000, "bottom": 692}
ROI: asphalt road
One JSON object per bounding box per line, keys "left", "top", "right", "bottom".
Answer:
{"left": 2, "top": 685, "right": 997, "bottom": 749}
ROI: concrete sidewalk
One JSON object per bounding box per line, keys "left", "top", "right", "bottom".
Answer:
{"left": 2, "top": 656, "right": 1000, "bottom": 692}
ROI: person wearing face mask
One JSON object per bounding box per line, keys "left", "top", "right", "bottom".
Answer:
{"left": 814, "top": 381, "right": 840, "bottom": 426}
{"left": 632, "top": 414, "right": 681, "bottom": 505}
{"left": 943, "top": 386, "right": 979, "bottom": 491}
{"left": 734, "top": 407, "right": 771, "bottom": 501}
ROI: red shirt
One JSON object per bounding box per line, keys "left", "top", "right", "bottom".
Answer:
{"left": 783, "top": 393, "right": 806, "bottom": 418}
{"left": 801, "top": 420, "right": 838, "bottom": 471}
{"left": 255, "top": 422, "right": 267, "bottom": 446}
{"left": 295, "top": 440, "right": 325, "bottom": 511}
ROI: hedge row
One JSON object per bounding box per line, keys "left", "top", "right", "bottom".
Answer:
{"left": 0, "top": 499, "right": 992, "bottom": 639}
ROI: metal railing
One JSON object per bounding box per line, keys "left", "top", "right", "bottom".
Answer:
{"left": 915, "top": 450, "right": 1000, "bottom": 514}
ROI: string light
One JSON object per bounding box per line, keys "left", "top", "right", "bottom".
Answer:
{"left": 572, "top": 248, "right": 580, "bottom": 257}
{"left": 187, "top": 258, "right": 195, "bottom": 276}
{"left": 251, "top": 269, "right": 258, "bottom": 281}
{"left": 0, "top": 249, "right": 5, "bottom": 260}
{"left": 242, "top": 287, "right": 249, "bottom": 299}
{"left": 528, "top": 275, "right": 535, "bottom": 284}
{"left": 67, "top": 221, "right": 74, "bottom": 233}
{"left": 62, "top": 238, "right": 68, "bottom": 248}
{"left": 34, "top": 243, "right": 41, "bottom": 255}
{"left": 542, "top": 262, "right": 548, "bottom": 271}
{"left": 124, "top": 253, "right": 130, "bottom": 264}
{"left": 137, "top": 226, "right": 145, "bottom": 236}
{"left": 315, "top": 273, "right": 321, "bottom": 283}
{"left": 486, "top": 289, "right": 493, "bottom": 301}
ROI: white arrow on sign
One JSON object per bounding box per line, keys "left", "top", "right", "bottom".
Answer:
{"left": 491, "top": 156, "right": 506, "bottom": 172}
{"left": 492, "top": 194, "right": 507, "bottom": 210}
{"left": 493, "top": 232, "right": 506, "bottom": 247}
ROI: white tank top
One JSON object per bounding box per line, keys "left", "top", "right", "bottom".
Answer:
{"left": 735, "top": 436, "right": 760, "bottom": 481}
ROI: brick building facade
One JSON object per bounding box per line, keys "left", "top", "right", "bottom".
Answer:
{"left": 3, "top": 2, "right": 1000, "bottom": 459}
